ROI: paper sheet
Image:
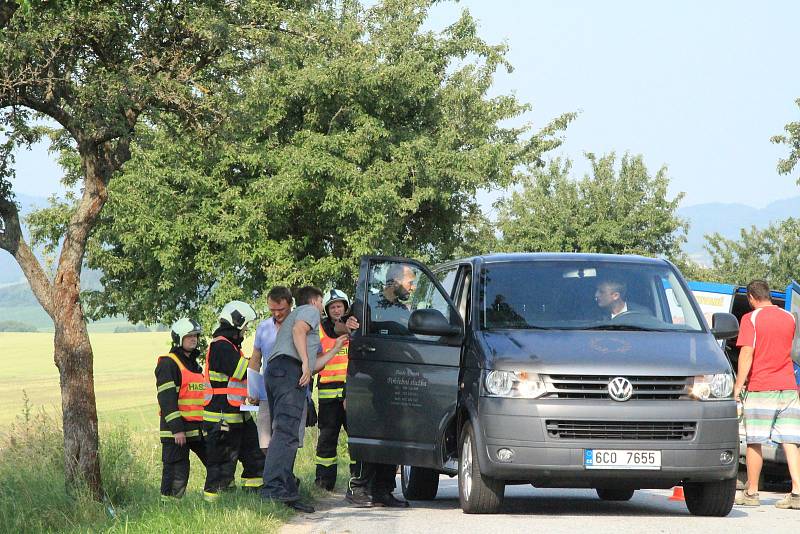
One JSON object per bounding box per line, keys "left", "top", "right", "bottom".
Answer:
{"left": 247, "top": 367, "right": 268, "bottom": 401}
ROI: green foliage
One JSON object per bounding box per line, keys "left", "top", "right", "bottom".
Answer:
{"left": 704, "top": 218, "right": 800, "bottom": 288}
{"left": 772, "top": 97, "right": 800, "bottom": 181}
{"left": 493, "top": 153, "right": 687, "bottom": 258}
{"left": 85, "top": 0, "right": 574, "bottom": 326}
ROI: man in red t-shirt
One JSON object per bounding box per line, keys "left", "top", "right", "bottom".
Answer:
{"left": 733, "top": 280, "right": 800, "bottom": 510}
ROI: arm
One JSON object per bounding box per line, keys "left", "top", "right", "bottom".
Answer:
{"left": 292, "top": 320, "right": 312, "bottom": 387}
{"left": 313, "top": 335, "right": 349, "bottom": 373}
{"left": 734, "top": 346, "right": 753, "bottom": 399}
{"left": 155, "top": 358, "right": 186, "bottom": 445}
{"left": 248, "top": 347, "right": 262, "bottom": 372}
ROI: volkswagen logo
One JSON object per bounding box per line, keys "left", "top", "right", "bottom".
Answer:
{"left": 608, "top": 377, "right": 633, "bottom": 402}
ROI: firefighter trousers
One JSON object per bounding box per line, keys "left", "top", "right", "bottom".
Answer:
{"left": 314, "top": 397, "right": 355, "bottom": 490}
{"left": 203, "top": 418, "right": 265, "bottom": 497}
{"left": 161, "top": 438, "right": 207, "bottom": 498}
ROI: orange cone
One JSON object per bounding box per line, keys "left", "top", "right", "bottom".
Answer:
{"left": 669, "top": 486, "right": 685, "bottom": 501}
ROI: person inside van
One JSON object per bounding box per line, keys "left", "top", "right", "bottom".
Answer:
{"left": 368, "top": 263, "right": 417, "bottom": 335}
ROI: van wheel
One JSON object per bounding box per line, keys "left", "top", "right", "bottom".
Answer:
{"left": 596, "top": 488, "right": 635, "bottom": 501}
{"left": 401, "top": 465, "right": 439, "bottom": 500}
{"left": 683, "top": 478, "right": 736, "bottom": 517}
{"left": 458, "top": 421, "right": 504, "bottom": 514}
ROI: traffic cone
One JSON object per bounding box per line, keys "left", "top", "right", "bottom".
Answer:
{"left": 669, "top": 486, "right": 684, "bottom": 501}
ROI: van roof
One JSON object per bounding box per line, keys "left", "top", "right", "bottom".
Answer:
{"left": 470, "top": 252, "right": 668, "bottom": 265}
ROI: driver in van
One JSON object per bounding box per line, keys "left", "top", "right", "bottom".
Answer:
{"left": 595, "top": 279, "right": 631, "bottom": 319}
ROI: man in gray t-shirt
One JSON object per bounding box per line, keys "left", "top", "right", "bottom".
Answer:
{"left": 269, "top": 302, "right": 322, "bottom": 373}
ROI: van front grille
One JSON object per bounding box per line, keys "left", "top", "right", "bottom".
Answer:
{"left": 546, "top": 420, "right": 697, "bottom": 440}
{"left": 543, "top": 375, "right": 691, "bottom": 400}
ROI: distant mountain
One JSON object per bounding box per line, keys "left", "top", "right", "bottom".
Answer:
{"left": 678, "top": 195, "right": 800, "bottom": 264}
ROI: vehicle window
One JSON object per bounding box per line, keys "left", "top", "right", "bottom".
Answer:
{"left": 367, "top": 260, "right": 453, "bottom": 341}
{"left": 434, "top": 267, "right": 459, "bottom": 298}
{"left": 454, "top": 266, "right": 472, "bottom": 323}
{"left": 480, "top": 261, "right": 704, "bottom": 332}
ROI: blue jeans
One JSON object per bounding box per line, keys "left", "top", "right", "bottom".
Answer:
{"left": 260, "top": 355, "right": 305, "bottom": 502}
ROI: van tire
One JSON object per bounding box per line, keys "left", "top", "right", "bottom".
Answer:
{"left": 595, "top": 488, "right": 635, "bottom": 501}
{"left": 683, "top": 478, "right": 736, "bottom": 517}
{"left": 401, "top": 465, "right": 439, "bottom": 500}
{"left": 458, "top": 421, "right": 504, "bottom": 514}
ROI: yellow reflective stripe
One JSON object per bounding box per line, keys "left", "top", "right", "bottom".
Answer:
{"left": 180, "top": 410, "right": 204, "bottom": 418}
{"left": 164, "top": 411, "right": 181, "bottom": 422}
{"left": 320, "top": 374, "right": 346, "bottom": 383}
{"left": 203, "top": 411, "right": 244, "bottom": 424}
{"left": 315, "top": 455, "right": 337, "bottom": 467}
{"left": 157, "top": 381, "right": 177, "bottom": 394}
{"left": 177, "top": 399, "right": 203, "bottom": 406}
{"left": 159, "top": 429, "right": 202, "bottom": 439}
{"left": 241, "top": 477, "right": 262, "bottom": 487}
{"left": 209, "top": 371, "right": 229, "bottom": 382}
{"left": 323, "top": 363, "right": 348, "bottom": 371}
{"left": 203, "top": 491, "right": 219, "bottom": 502}
{"left": 233, "top": 357, "right": 248, "bottom": 380}
{"left": 318, "top": 388, "right": 344, "bottom": 399}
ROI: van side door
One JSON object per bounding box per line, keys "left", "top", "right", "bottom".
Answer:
{"left": 347, "top": 256, "right": 463, "bottom": 469}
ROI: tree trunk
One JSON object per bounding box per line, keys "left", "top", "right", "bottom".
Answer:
{"left": 53, "top": 303, "right": 102, "bottom": 500}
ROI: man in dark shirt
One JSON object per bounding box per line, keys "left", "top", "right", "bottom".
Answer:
{"left": 348, "top": 263, "right": 416, "bottom": 508}
{"left": 155, "top": 318, "right": 207, "bottom": 499}
{"left": 202, "top": 300, "right": 263, "bottom": 501}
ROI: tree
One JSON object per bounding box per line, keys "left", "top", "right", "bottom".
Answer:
{"left": 705, "top": 218, "right": 800, "bottom": 289}
{"left": 772, "top": 97, "right": 800, "bottom": 182}
{"left": 0, "top": 0, "right": 279, "bottom": 497}
{"left": 83, "top": 0, "right": 575, "bottom": 327}
{"left": 493, "top": 153, "right": 687, "bottom": 257}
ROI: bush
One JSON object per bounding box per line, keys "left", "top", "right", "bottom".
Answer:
{"left": 0, "top": 320, "right": 37, "bottom": 332}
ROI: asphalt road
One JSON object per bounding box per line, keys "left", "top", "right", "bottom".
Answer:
{"left": 282, "top": 476, "right": 798, "bottom": 534}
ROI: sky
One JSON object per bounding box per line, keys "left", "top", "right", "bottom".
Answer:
{"left": 9, "top": 0, "right": 800, "bottom": 210}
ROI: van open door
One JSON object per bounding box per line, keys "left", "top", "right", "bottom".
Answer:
{"left": 347, "top": 256, "right": 464, "bottom": 469}
{"left": 786, "top": 281, "right": 800, "bottom": 376}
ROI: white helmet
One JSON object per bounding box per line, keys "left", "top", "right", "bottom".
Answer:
{"left": 171, "top": 317, "right": 202, "bottom": 346}
{"left": 218, "top": 300, "right": 257, "bottom": 330}
{"left": 323, "top": 289, "right": 350, "bottom": 315}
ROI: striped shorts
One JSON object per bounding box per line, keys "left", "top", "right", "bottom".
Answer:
{"left": 742, "top": 389, "right": 800, "bottom": 445}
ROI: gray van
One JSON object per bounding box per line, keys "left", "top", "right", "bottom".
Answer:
{"left": 347, "top": 253, "right": 740, "bottom": 516}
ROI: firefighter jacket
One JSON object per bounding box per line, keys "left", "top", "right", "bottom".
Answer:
{"left": 203, "top": 325, "right": 250, "bottom": 426}
{"left": 317, "top": 317, "right": 348, "bottom": 403}
{"left": 155, "top": 347, "right": 206, "bottom": 443}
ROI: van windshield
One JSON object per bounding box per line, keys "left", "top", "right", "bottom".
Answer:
{"left": 480, "top": 261, "right": 704, "bottom": 332}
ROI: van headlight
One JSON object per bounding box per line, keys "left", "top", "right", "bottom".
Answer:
{"left": 688, "top": 373, "right": 734, "bottom": 400}
{"left": 483, "top": 370, "right": 547, "bottom": 399}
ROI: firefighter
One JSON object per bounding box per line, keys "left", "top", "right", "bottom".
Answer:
{"left": 156, "top": 318, "right": 209, "bottom": 500}
{"left": 314, "top": 289, "right": 359, "bottom": 490}
{"left": 202, "top": 300, "right": 264, "bottom": 501}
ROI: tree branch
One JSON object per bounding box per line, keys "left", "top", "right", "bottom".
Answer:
{"left": 0, "top": 196, "right": 55, "bottom": 315}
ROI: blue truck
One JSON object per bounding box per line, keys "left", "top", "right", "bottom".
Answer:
{"left": 688, "top": 280, "right": 800, "bottom": 484}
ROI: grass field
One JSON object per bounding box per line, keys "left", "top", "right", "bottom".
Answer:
{"left": 0, "top": 332, "right": 347, "bottom": 533}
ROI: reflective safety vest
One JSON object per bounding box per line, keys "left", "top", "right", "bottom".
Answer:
{"left": 204, "top": 336, "right": 249, "bottom": 407}
{"left": 157, "top": 353, "right": 211, "bottom": 422}
{"left": 319, "top": 328, "right": 348, "bottom": 387}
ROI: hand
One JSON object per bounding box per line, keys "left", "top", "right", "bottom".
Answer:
{"left": 299, "top": 361, "right": 311, "bottom": 387}
{"left": 334, "top": 334, "right": 349, "bottom": 348}
{"left": 345, "top": 316, "right": 360, "bottom": 331}
{"left": 174, "top": 431, "right": 186, "bottom": 446}
{"left": 733, "top": 384, "right": 743, "bottom": 400}
{"left": 246, "top": 396, "right": 259, "bottom": 405}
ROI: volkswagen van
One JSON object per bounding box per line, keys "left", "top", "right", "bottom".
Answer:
{"left": 346, "top": 253, "right": 740, "bottom": 515}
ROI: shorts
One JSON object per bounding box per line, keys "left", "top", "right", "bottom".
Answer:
{"left": 256, "top": 399, "right": 306, "bottom": 449}
{"left": 743, "top": 389, "right": 800, "bottom": 445}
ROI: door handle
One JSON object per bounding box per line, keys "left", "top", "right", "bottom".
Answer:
{"left": 361, "top": 345, "right": 376, "bottom": 353}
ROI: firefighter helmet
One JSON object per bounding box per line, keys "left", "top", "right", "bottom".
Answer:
{"left": 170, "top": 317, "right": 202, "bottom": 346}
{"left": 323, "top": 289, "right": 350, "bottom": 315}
{"left": 218, "top": 300, "right": 257, "bottom": 330}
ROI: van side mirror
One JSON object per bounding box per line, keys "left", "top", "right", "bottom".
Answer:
{"left": 409, "top": 308, "right": 462, "bottom": 337}
{"left": 711, "top": 312, "right": 739, "bottom": 340}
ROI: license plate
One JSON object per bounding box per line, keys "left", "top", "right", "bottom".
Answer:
{"left": 584, "top": 449, "right": 661, "bottom": 470}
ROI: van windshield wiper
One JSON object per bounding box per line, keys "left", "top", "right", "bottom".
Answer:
{"left": 587, "top": 324, "right": 671, "bottom": 332}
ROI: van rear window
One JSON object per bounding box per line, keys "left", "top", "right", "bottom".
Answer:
{"left": 480, "top": 261, "right": 704, "bottom": 332}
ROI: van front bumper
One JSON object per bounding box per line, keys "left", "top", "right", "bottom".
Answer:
{"left": 476, "top": 397, "right": 739, "bottom": 488}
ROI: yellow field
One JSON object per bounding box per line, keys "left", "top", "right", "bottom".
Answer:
{"left": 0, "top": 332, "right": 256, "bottom": 432}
